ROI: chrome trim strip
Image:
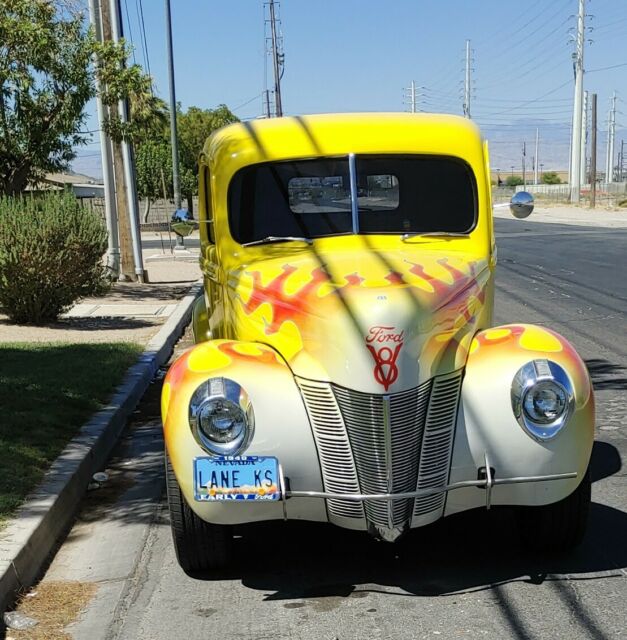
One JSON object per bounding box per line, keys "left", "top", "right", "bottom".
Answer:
{"left": 382, "top": 394, "right": 393, "bottom": 528}
{"left": 348, "top": 152, "right": 360, "bottom": 233}
{"left": 286, "top": 471, "right": 577, "bottom": 502}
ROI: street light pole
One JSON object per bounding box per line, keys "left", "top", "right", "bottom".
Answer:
{"left": 164, "top": 0, "right": 184, "bottom": 248}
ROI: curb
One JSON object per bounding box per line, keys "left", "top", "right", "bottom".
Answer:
{"left": 0, "top": 282, "right": 202, "bottom": 615}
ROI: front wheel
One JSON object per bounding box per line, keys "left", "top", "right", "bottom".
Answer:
{"left": 518, "top": 471, "right": 591, "bottom": 552}
{"left": 165, "top": 453, "right": 233, "bottom": 573}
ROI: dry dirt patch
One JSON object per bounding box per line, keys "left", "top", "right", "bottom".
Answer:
{"left": 7, "top": 581, "right": 96, "bottom": 640}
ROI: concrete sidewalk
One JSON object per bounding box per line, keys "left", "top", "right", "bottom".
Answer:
{"left": 493, "top": 204, "right": 627, "bottom": 228}
{"left": 0, "top": 233, "right": 201, "bottom": 345}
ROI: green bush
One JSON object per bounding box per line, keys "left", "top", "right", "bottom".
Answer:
{"left": 0, "top": 192, "right": 109, "bottom": 324}
{"left": 505, "top": 175, "right": 524, "bottom": 187}
{"left": 541, "top": 171, "right": 561, "bottom": 185}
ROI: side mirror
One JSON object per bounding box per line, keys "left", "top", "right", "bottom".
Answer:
{"left": 510, "top": 191, "right": 534, "bottom": 219}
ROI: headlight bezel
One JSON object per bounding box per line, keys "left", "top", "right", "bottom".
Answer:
{"left": 511, "top": 359, "right": 574, "bottom": 442}
{"left": 189, "top": 377, "right": 254, "bottom": 456}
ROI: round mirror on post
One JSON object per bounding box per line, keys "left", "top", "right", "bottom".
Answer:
{"left": 510, "top": 191, "right": 534, "bottom": 219}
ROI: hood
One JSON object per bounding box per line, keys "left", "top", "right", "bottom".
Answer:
{"left": 227, "top": 247, "right": 492, "bottom": 393}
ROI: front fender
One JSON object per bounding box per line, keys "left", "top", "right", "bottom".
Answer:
{"left": 162, "top": 339, "right": 326, "bottom": 524}
{"left": 446, "top": 324, "right": 594, "bottom": 515}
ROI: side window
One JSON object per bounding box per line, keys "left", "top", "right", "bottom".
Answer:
{"left": 202, "top": 165, "right": 215, "bottom": 244}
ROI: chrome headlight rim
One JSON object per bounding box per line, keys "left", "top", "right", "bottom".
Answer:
{"left": 189, "top": 377, "right": 254, "bottom": 456}
{"left": 511, "top": 359, "right": 574, "bottom": 442}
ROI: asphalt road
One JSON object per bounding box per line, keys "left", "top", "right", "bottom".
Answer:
{"left": 29, "top": 217, "right": 627, "bottom": 640}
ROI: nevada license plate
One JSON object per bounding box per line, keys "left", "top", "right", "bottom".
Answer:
{"left": 193, "top": 456, "right": 281, "bottom": 501}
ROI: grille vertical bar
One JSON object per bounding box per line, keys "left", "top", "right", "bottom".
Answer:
{"left": 413, "top": 371, "right": 463, "bottom": 519}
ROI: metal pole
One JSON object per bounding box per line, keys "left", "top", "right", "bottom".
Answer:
{"left": 463, "top": 39, "right": 471, "bottom": 118}
{"left": 590, "top": 93, "right": 597, "bottom": 209}
{"left": 607, "top": 91, "right": 616, "bottom": 183}
{"left": 522, "top": 142, "right": 526, "bottom": 189}
{"left": 534, "top": 128, "right": 539, "bottom": 185}
{"left": 269, "top": 0, "right": 283, "bottom": 117}
{"left": 165, "top": 0, "right": 181, "bottom": 210}
{"left": 569, "top": 0, "right": 585, "bottom": 202}
{"left": 109, "top": 0, "right": 145, "bottom": 281}
{"left": 164, "top": 0, "right": 185, "bottom": 249}
{"left": 580, "top": 90, "right": 588, "bottom": 185}
{"left": 89, "top": 0, "right": 119, "bottom": 278}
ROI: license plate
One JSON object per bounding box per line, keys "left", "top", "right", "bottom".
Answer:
{"left": 193, "top": 456, "right": 281, "bottom": 501}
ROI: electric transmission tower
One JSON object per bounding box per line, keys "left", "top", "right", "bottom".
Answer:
{"left": 403, "top": 81, "right": 422, "bottom": 113}
{"left": 569, "top": 0, "right": 586, "bottom": 202}
{"left": 463, "top": 39, "right": 473, "bottom": 118}
{"left": 264, "top": 0, "right": 285, "bottom": 117}
{"left": 606, "top": 91, "right": 617, "bottom": 183}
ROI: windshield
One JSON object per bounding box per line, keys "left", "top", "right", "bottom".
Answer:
{"left": 228, "top": 155, "right": 477, "bottom": 244}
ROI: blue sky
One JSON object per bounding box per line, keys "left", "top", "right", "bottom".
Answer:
{"left": 74, "top": 0, "right": 627, "bottom": 178}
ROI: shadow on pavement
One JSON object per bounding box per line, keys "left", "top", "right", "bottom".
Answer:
{"left": 186, "top": 440, "right": 625, "bottom": 600}
{"left": 585, "top": 358, "right": 627, "bottom": 391}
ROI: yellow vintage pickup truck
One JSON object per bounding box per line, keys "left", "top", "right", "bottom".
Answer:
{"left": 161, "top": 113, "right": 594, "bottom": 573}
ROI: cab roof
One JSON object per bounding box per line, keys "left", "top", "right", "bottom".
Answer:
{"left": 202, "top": 112, "right": 485, "bottom": 176}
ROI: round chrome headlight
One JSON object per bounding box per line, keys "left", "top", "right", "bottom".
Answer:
{"left": 189, "top": 378, "right": 254, "bottom": 455}
{"left": 511, "top": 360, "right": 574, "bottom": 441}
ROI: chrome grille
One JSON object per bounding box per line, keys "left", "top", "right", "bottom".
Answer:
{"left": 297, "top": 371, "right": 463, "bottom": 529}
{"left": 334, "top": 384, "right": 431, "bottom": 527}
{"left": 297, "top": 380, "right": 364, "bottom": 520}
{"left": 413, "top": 371, "right": 463, "bottom": 519}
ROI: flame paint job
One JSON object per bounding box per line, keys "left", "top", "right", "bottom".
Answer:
{"left": 227, "top": 248, "right": 491, "bottom": 392}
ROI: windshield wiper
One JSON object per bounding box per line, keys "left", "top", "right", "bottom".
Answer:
{"left": 401, "top": 231, "right": 470, "bottom": 241}
{"left": 242, "top": 235, "right": 313, "bottom": 247}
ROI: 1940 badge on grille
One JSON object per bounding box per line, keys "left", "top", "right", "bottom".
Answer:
{"left": 365, "top": 325, "right": 404, "bottom": 391}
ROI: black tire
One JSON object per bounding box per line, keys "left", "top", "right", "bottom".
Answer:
{"left": 518, "top": 471, "right": 591, "bottom": 552}
{"left": 165, "top": 453, "right": 233, "bottom": 573}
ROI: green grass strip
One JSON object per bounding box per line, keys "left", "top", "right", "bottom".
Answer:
{"left": 0, "top": 342, "right": 143, "bottom": 526}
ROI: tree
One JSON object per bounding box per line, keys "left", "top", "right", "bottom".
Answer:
{"left": 505, "top": 175, "right": 524, "bottom": 187}
{"left": 541, "top": 171, "right": 561, "bottom": 185}
{"left": 0, "top": 1, "right": 94, "bottom": 195}
{"left": 177, "top": 105, "right": 239, "bottom": 213}
{"left": 135, "top": 140, "right": 172, "bottom": 222}
{"left": 0, "top": 0, "right": 164, "bottom": 196}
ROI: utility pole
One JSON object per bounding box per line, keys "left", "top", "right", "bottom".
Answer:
{"left": 100, "top": 0, "right": 138, "bottom": 281}
{"left": 522, "top": 142, "right": 526, "bottom": 188}
{"left": 580, "top": 90, "right": 588, "bottom": 184}
{"left": 569, "top": 0, "right": 585, "bottom": 203}
{"left": 463, "top": 39, "right": 472, "bottom": 118}
{"left": 606, "top": 91, "right": 617, "bottom": 183}
{"left": 590, "top": 93, "right": 597, "bottom": 208}
{"left": 88, "top": 0, "right": 119, "bottom": 278}
{"left": 534, "top": 128, "right": 539, "bottom": 185}
{"left": 268, "top": 0, "right": 283, "bottom": 117}
{"left": 109, "top": 0, "right": 145, "bottom": 281}
{"left": 410, "top": 80, "right": 416, "bottom": 113}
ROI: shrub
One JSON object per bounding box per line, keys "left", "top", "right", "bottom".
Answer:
{"left": 505, "top": 175, "right": 524, "bottom": 187}
{"left": 541, "top": 171, "right": 561, "bottom": 185}
{"left": 0, "top": 192, "right": 109, "bottom": 324}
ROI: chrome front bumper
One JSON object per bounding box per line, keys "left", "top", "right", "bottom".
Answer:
{"left": 278, "top": 454, "right": 578, "bottom": 528}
